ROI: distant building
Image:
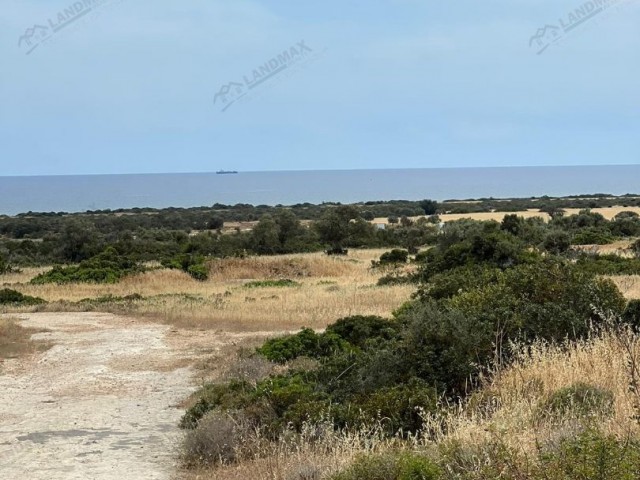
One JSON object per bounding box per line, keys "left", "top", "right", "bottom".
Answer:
{"left": 374, "top": 223, "right": 386, "bottom": 230}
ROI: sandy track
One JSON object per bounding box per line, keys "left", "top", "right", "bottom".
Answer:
{"left": 0, "top": 313, "right": 196, "bottom": 480}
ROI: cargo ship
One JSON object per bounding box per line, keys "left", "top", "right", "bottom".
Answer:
{"left": 216, "top": 170, "right": 238, "bottom": 175}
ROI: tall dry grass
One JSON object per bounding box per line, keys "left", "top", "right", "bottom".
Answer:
{"left": 1, "top": 250, "right": 413, "bottom": 331}
{"left": 187, "top": 327, "right": 640, "bottom": 479}
{"left": 609, "top": 275, "right": 640, "bottom": 300}
{"left": 420, "top": 327, "right": 640, "bottom": 476}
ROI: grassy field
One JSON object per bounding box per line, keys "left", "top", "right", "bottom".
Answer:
{"left": 373, "top": 205, "right": 640, "bottom": 224}
{"left": 0, "top": 250, "right": 415, "bottom": 331}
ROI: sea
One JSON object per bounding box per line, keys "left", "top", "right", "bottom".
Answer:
{"left": 0, "top": 165, "right": 639, "bottom": 216}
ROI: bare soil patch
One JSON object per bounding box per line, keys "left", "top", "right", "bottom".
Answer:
{"left": 0, "top": 312, "right": 233, "bottom": 480}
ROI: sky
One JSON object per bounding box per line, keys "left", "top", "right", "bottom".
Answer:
{"left": 0, "top": 0, "right": 638, "bottom": 176}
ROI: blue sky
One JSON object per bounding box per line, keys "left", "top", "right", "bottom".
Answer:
{"left": 1, "top": 0, "right": 638, "bottom": 175}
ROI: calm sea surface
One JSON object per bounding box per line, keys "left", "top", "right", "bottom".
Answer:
{"left": 1, "top": 166, "right": 639, "bottom": 216}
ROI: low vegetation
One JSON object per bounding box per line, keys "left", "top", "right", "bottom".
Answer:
{"left": 4, "top": 195, "right": 640, "bottom": 478}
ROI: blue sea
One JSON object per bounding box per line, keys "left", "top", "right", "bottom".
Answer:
{"left": 1, "top": 165, "right": 639, "bottom": 216}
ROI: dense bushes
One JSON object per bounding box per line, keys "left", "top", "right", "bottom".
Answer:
{"left": 0, "top": 288, "right": 46, "bottom": 306}
{"left": 257, "top": 327, "right": 350, "bottom": 363}
{"left": 30, "top": 247, "right": 141, "bottom": 284}
{"left": 162, "top": 253, "right": 209, "bottom": 281}
{"left": 183, "top": 230, "right": 631, "bottom": 442}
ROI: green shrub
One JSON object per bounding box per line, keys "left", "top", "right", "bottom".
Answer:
{"left": 257, "top": 328, "right": 349, "bottom": 363}
{"left": 348, "top": 380, "right": 438, "bottom": 434}
{"left": 180, "top": 380, "right": 253, "bottom": 429}
{"left": 373, "top": 249, "right": 409, "bottom": 268}
{"left": 537, "top": 430, "right": 640, "bottom": 480}
{"left": 623, "top": 300, "right": 640, "bottom": 329}
{"left": 536, "top": 383, "right": 614, "bottom": 423}
{"left": 31, "top": 247, "right": 140, "bottom": 285}
{"left": 325, "top": 315, "right": 397, "bottom": 349}
{"left": 162, "top": 253, "right": 209, "bottom": 281}
{"left": 377, "top": 272, "right": 413, "bottom": 286}
{"left": 331, "top": 452, "right": 442, "bottom": 480}
{"left": 575, "top": 254, "right": 640, "bottom": 275}
{"left": 77, "top": 293, "right": 143, "bottom": 305}
{"left": 572, "top": 228, "right": 615, "bottom": 245}
{"left": 0, "top": 288, "right": 46, "bottom": 306}
{"left": 244, "top": 279, "right": 301, "bottom": 288}
{"left": 187, "top": 263, "right": 209, "bottom": 281}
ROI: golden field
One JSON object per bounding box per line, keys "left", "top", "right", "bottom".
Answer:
{"left": 0, "top": 250, "right": 414, "bottom": 332}
{"left": 373, "top": 205, "right": 640, "bottom": 225}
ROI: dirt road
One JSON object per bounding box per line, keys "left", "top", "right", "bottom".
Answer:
{"left": 0, "top": 313, "right": 196, "bottom": 480}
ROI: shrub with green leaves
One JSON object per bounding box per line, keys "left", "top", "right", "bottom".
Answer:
{"left": 537, "top": 430, "right": 640, "bottom": 480}
{"left": 31, "top": 247, "right": 141, "bottom": 285}
{"left": 331, "top": 452, "right": 442, "bottom": 480}
{"left": 373, "top": 249, "right": 409, "bottom": 268}
{"left": 575, "top": 254, "right": 640, "bottom": 276}
{"left": 180, "top": 380, "right": 253, "bottom": 429}
{"left": 244, "top": 279, "right": 301, "bottom": 288}
{"left": 257, "top": 328, "right": 349, "bottom": 363}
{"left": 0, "top": 288, "right": 46, "bottom": 306}
{"left": 536, "top": 383, "right": 614, "bottom": 423}
{"left": 162, "top": 253, "right": 209, "bottom": 281}
{"left": 623, "top": 300, "right": 640, "bottom": 329}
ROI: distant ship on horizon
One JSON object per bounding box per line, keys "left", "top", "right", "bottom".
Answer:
{"left": 216, "top": 170, "right": 238, "bottom": 175}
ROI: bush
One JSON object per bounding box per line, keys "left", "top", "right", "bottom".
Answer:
{"left": 623, "top": 300, "right": 640, "bottom": 329}
{"left": 31, "top": 247, "right": 140, "bottom": 285}
{"left": 536, "top": 383, "right": 614, "bottom": 423}
{"left": 572, "top": 228, "right": 615, "bottom": 245}
{"left": 537, "top": 430, "right": 640, "bottom": 480}
{"left": 331, "top": 452, "right": 442, "bottom": 480}
{"left": 326, "top": 315, "right": 397, "bottom": 349}
{"left": 162, "top": 253, "right": 209, "bottom": 281}
{"left": 575, "top": 254, "right": 640, "bottom": 275}
{"left": 187, "top": 263, "right": 209, "bottom": 281}
{"left": 244, "top": 279, "right": 301, "bottom": 288}
{"left": 0, "top": 288, "right": 46, "bottom": 306}
{"left": 542, "top": 230, "right": 571, "bottom": 254}
{"left": 257, "top": 328, "right": 349, "bottom": 363}
{"left": 373, "top": 249, "right": 409, "bottom": 268}
{"left": 181, "top": 411, "right": 250, "bottom": 467}
{"left": 180, "top": 380, "right": 253, "bottom": 429}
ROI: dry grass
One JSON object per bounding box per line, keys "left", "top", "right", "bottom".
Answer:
{"left": 426, "top": 328, "right": 640, "bottom": 470}
{"left": 373, "top": 206, "right": 640, "bottom": 225}
{"left": 177, "top": 327, "right": 640, "bottom": 479}
{"left": 0, "top": 318, "right": 49, "bottom": 362}
{"left": 179, "top": 421, "right": 395, "bottom": 480}
{"left": 0, "top": 250, "right": 413, "bottom": 332}
{"left": 609, "top": 275, "right": 640, "bottom": 300}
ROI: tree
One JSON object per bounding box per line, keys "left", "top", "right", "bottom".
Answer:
{"left": 274, "top": 210, "right": 303, "bottom": 247}
{"left": 419, "top": 199, "right": 439, "bottom": 216}
{"left": 0, "top": 253, "right": 9, "bottom": 275}
{"left": 59, "top": 220, "right": 102, "bottom": 263}
{"left": 542, "top": 230, "right": 571, "bottom": 254}
{"left": 250, "top": 215, "right": 281, "bottom": 255}
{"left": 315, "top": 211, "right": 349, "bottom": 254}
{"left": 207, "top": 217, "right": 224, "bottom": 230}
{"left": 501, "top": 214, "right": 524, "bottom": 236}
